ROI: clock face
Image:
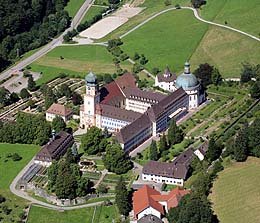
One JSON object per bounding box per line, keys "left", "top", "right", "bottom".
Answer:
{"left": 87, "top": 119, "right": 92, "bottom": 124}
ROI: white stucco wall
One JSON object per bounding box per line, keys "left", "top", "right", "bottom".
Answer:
{"left": 137, "top": 207, "right": 161, "bottom": 220}
{"left": 142, "top": 173, "right": 184, "bottom": 186}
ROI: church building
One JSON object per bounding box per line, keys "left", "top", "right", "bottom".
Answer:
{"left": 155, "top": 62, "right": 205, "bottom": 109}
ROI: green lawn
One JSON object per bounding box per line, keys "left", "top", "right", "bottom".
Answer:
{"left": 27, "top": 204, "right": 119, "bottom": 223}
{"left": 200, "top": 0, "right": 260, "bottom": 37}
{"left": 121, "top": 9, "right": 208, "bottom": 74}
{"left": 0, "top": 143, "right": 40, "bottom": 222}
{"left": 190, "top": 26, "right": 260, "bottom": 78}
{"left": 81, "top": 5, "right": 107, "bottom": 24}
{"left": 30, "top": 45, "right": 132, "bottom": 85}
{"left": 209, "top": 157, "right": 260, "bottom": 223}
{"left": 98, "top": 0, "right": 190, "bottom": 41}
{"left": 65, "top": 0, "right": 86, "bottom": 18}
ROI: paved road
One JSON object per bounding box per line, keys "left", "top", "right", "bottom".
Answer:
{"left": 121, "top": 6, "right": 260, "bottom": 42}
{"left": 9, "top": 156, "right": 112, "bottom": 210}
{"left": 0, "top": 0, "right": 94, "bottom": 82}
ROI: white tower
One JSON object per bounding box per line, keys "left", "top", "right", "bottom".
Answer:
{"left": 83, "top": 72, "right": 100, "bottom": 129}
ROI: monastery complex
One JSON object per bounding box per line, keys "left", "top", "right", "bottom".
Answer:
{"left": 80, "top": 62, "right": 205, "bottom": 152}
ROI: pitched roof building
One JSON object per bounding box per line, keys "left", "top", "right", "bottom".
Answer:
{"left": 35, "top": 131, "right": 74, "bottom": 167}
{"left": 46, "top": 103, "right": 73, "bottom": 122}
{"left": 80, "top": 69, "right": 192, "bottom": 152}
{"left": 133, "top": 185, "right": 189, "bottom": 220}
{"left": 142, "top": 149, "right": 195, "bottom": 186}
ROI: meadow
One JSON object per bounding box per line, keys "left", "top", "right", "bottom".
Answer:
{"left": 27, "top": 204, "right": 119, "bottom": 223}
{"left": 65, "top": 0, "right": 86, "bottom": 18}
{"left": 209, "top": 157, "right": 260, "bottom": 223}
{"left": 0, "top": 143, "right": 40, "bottom": 222}
{"left": 200, "top": 0, "right": 260, "bottom": 37}
{"left": 189, "top": 26, "right": 260, "bottom": 78}
{"left": 81, "top": 5, "right": 107, "bottom": 24}
{"left": 30, "top": 45, "right": 132, "bottom": 85}
{"left": 121, "top": 9, "right": 209, "bottom": 73}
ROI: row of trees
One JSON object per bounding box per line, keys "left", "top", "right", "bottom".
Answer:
{"left": 0, "top": 112, "right": 51, "bottom": 145}
{"left": 48, "top": 149, "right": 91, "bottom": 199}
{"left": 149, "top": 119, "right": 184, "bottom": 160}
{"left": 0, "top": 0, "right": 71, "bottom": 72}
{"left": 224, "top": 118, "right": 260, "bottom": 161}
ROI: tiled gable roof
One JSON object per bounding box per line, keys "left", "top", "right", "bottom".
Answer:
{"left": 46, "top": 103, "right": 73, "bottom": 117}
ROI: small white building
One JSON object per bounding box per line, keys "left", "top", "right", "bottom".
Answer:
{"left": 155, "top": 66, "right": 177, "bottom": 92}
{"left": 194, "top": 141, "right": 208, "bottom": 161}
{"left": 46, "top": 103, "right": 73, "bottom": 122}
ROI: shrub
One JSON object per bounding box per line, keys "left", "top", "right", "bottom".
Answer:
{"left": 12, "top": 153, "right": 22, "bottom": 161}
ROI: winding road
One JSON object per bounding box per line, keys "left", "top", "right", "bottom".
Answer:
{"left": 0, "top": 0, "right": 94, "bottom": 82}
{"left": 9, "top": 157, "right": 112, "bottom": 210}
{"left": 120, "top": 6, "right": 260, "bottom": 42}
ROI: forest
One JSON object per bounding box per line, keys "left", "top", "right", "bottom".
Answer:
{"left": 0, "top": 0, "right": 71, "bottom": 72}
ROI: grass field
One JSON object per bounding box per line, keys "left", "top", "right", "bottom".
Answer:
{"left": 121, "top": 10, "right": 208, "bottom": 73}
{"left": 27, "top": 204, "right": 119, "bottom": 223}
{"left": 81, "top": 5, "right": 107, "bottom": 24}
{"left": 189, "top": 26, "right": 260, "bottom": 78}
{"left": 209, "top": 157, "right": 260, "bottom": 223}
{"left": 0, "top": 143, "right": 40, "bottom": 222}
{"left": 200, "top": 0, "right": 260, "bottom": 37}
{"left": 65, "top": 0, "right": 85, "bottom": 18}
{"left": 98, "top": 0, "right": 190, "bottom": 41}
{"left": 30, "top": 45, "right": 132, "bottom": 85}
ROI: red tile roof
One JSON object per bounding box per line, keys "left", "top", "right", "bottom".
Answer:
{"left": 133, "top": 185, "right": 189, "bottom": 218}
{"left": 46, "top": 103, "right": 72, "bottom": 117}
{"left": 133, "top": 185, "right": 164, "bottom": 218}
{"left": 115, "top": 72, "right": 137, "bottom": 90}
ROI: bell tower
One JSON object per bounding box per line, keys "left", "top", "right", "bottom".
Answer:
{"left": 83, "top": 72, "right": 100, "bottom": 128}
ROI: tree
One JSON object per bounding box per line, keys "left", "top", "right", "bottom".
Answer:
{"left": 103, "top": 144, "right": 132, "bottom": 174}
{"left": 133, "top": 52, "right": 140, "bottom": 61}
{"left": 191, "top": 0, "right": 205, "bottom": 8}
{"left": 248, "top": 118, "right": 260, "bottom": 157}
{"left": 10, "top": 92, "right": 20, "bottom": 104}
{"left": 194, "top": 63, "right": 214, "bottom": 87}
{"left": 206, "top": 137, "right": 222, "bottom": 162}
{"left": 27, "top": 75, "right": 37, "bottom": 91}
{"left": 103, "top": 73, "right": 113, "bottom": 84}
{"left": 108, "top": 0, "right": 120, "bottom": 4}
{"left": 168, "top": 194, "right": 219, "bottom": 223}
{"left": 115, "top": 176, "right": 131, "bottom": 216}
{"left": 250, "top": 80, "right": 260, "bottom": 99}
{"left": 12, "top": 153, "right": 22, "bottom": 161}
{"left": 52, "top": 116, "right": 66, "bottom": 132}
{"left": 168, "top": 119, "right": 184, "bottom": 146}
{"left": 211, "top": 68, "right": 222, "bottom": 86}
{"left": 240, "top": 62, "right": 255, "bottom": 83}
{"left": 159, "top": 133, "right": 168, "bottom": 153}
{"left": 233, "top": 124, "right": 248, "bottom": 162}
{"left": 80, "top": 126, "right": 106, "bottom": 155}
{"left": 150, "top": 140, "right": 158, "bottom": 160}
{"left": 58, "top": 83, "right": 72, "bottom": 98}
{"left": 45, "top": 87, "right": 56, "bottom": 109}
{"left": 20, "top": 88, "right": 31, "bottom": 99}
{"left": 72, "top": 92, "right": 83, "bottom": 105}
